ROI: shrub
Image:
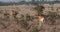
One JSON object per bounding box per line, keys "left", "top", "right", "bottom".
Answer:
{"left": 33, "top": 28, "right": 39, "bottom": 32}
{"left": 45, "top": 12, "right": 58, "bottom": 25}
{"left": 26, "top": 14, "right": 34, "bottom": 21}
{"left": 48, "top": 11, "right": 58, "bottom": 18}
{"left": 34, "top": 5, "right": 45, "bottom": 16}
{"left": 16, "top": 14, "right": 28, "bottom": 29}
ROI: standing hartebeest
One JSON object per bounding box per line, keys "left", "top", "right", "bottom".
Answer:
{"left": 37, "top": 15, "right": 45, "bottom": 29}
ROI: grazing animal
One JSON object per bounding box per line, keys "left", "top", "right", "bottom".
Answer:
{"left": 9, "top": 11, "right": 14, "bottom": 16}
{"left": 37, "top": 16, "right": 44, "bottom": 28}
{"left": 9, "top": 10, "right": 15, "bottom": 20}
{"left": 9, "top": 10, "right": 18, "bottom": 19}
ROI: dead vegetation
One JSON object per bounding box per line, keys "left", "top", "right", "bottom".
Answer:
{"left": 0, "top": 5, "right": 60, "bottom": 32}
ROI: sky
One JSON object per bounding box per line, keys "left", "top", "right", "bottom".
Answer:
{"left": 0, "top": 0, "right": 59, "bottom": 2}
{"left": 0, "top": 0, "right": 22, "bottom": 2}
{"left": 0, "top": 0, "right": 33, "bottom": 2}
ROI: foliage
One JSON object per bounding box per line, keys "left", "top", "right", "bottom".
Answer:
{"left": 45, "top": 12, "right": 58, "bottom": 25}
{"left": 16, "top": 14, "right": 35, "bottom": 29}
{"left": 26, "top": 14, "right": 34, "bottom": 21}
{"left": 33, "top": 28, "right": 39, "bottom": 32}
{"left": 16, "top": 14, "right": 28, "bottom": 29}
{"left": 48, "top": 12, "right": 58, "bottom": 18}
{"left": 34, "top": 5, "right": 45, "bottom": 16}
{"left": 0, "top": 2, "right": 17, "bottom": 6}
{"left": 19, "top": 20, "right": 28, "bottom": 28}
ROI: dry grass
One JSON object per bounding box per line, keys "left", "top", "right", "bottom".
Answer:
{"left": 0, "top": 4, "right": 60, "bottom": 32}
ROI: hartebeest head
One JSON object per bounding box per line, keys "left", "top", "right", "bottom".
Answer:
{"left": 38, "top": 16, "right": 44, "bottom": 22}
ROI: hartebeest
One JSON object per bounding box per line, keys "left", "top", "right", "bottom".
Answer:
{"left": 37, "top": 16, "right": 45, "bottom": 28}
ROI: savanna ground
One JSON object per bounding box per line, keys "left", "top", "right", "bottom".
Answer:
{"left": 0, "top": 4, "right": 60, "bottom": 32}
